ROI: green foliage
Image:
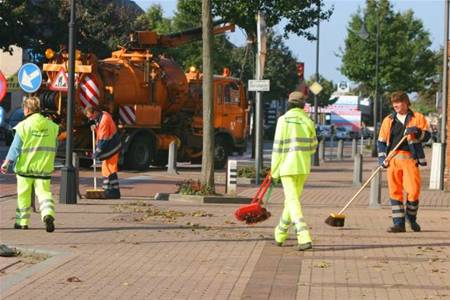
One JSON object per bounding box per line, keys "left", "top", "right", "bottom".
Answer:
{"left": 0, "top": 0, "right": 142, "bottom": 58}
{"left": 212, "top": 0, "right": 333, "bottom": 39}
{"left": 340, "top": 0, "right": 438, "bottom": 94}
{"left": 176, "top": 179, "right": 215, "bottom": 195}
{"left": 237, "top": 167, "right": 270, "bottom": 178}
{"left": 262, "top": 33, "right": 299, "bottom": 101}
{"left": 305, "top": 75, "right": 336, "bottom": 107}
{"left": 134, "top": 4, "right": 172, "bottom": 33}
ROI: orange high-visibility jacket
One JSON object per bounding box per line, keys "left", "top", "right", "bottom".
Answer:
{"left": 95, "top": 111, "right": 121, "bottom": 161}
{"left": 377, "top": 110, "right": 430, "bottom": 166}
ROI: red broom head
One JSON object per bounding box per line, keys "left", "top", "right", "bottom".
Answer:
{"left": 235, "top": 203, "right": 271, "bottom": 224}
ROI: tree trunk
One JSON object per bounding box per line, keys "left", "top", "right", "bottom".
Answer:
{"left": 201, "top": 0, "right": 215, "bottom": 189}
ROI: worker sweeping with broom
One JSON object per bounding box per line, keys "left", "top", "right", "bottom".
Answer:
{"left": 84, "top": 106, "right": 122, "bottom": 199}
{"left": 271, "top": 91, "right": 318, "bottom": 251}
{"left": 378, "top": 91, "right": 431, "bottom": 233}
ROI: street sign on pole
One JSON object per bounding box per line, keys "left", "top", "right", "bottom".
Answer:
{"left": 49, "top": 67, "right": 69, "bottom": 92}
{"left": 18, "top": 63, "right": 42, "bottom": 93}
{"left": 248, "top": 79, "right": 270, "bottom": 92}
{"left": 0, "top": 71, "right": 7, "bottom": 102}
{"left": 309, "top": 81, "right": 323, "bottom": 95}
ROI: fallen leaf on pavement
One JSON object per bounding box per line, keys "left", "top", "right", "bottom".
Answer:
{"left": 315, "top": 261, "right": 331, "bottom": 268}
{"left": 67, "top": 276, "right": 82, "bottom": 282}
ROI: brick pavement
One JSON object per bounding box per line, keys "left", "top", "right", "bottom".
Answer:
{"left": 1, "top": 144, "right": 449, "bottom": 299}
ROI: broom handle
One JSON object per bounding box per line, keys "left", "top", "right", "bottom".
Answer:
{"left": 337, "top": 135, "right": 408, "bottom": 215}
{"left": 92, "top": 128, "right": 97, "bottom": 190}
{"left": 252, "top": 175, "right": 272, "bottom": 204}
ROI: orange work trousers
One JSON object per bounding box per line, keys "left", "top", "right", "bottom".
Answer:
{"left": 387, "top": 150, "right": 421, "bottom": 202}
{"left": 101, "top": 152, "right": 119, "bottom": 177}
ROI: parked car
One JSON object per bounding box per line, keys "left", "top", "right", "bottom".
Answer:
{"left": 5, "top": 107, "right": 24, "bottom": 146}
{"left": 316, "top": 125, "right": 331, "bottom": 140}
{"left": 335, "top": 126, "right": 351, "bottom": 140}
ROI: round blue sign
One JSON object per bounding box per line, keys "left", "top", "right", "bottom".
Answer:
{"left": 18, "top": 63, "right": 42, "bottom": 93}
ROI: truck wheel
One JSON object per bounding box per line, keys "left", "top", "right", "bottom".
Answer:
{"left": 126, "top": 138, "right": 152, "bottom": 171}
{"left": 214, "top": 136, "right": 230, "bottom": 169}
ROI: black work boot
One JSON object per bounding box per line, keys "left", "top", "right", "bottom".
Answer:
{"left": 389, "top": 199, "right": 406, "bottom": 233}
{"left": 14, "top": 224, "right": 28, "bottom": 230}
{"left": 406, "top": 200, "right": 420, "bottom": 232}
{"left": 387, "top": 224, "right": 406, "bottom": 233}
{"left": 409, "top": 221, "right": 421, "bottom": 232}
{"left": 44, "top": 215, "right": 55, "bottom": 233}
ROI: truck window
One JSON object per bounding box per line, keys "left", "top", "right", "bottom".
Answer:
{"left": 189, "top": 83, "right": 202, "bottom": 100}
{"left": 223, "top": 82, "right": 240, "bottom": 104}
{"left": 217, "top": 84, "right": 222, "bottom": 104}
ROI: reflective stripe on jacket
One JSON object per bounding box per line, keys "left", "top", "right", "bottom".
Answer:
{"left": 95, "top": 111, "right": 121, "bottom": 161}
{"left": 14, "top": 113, "right": 59, "bottom": 177}
{"left": 377, "top": 110, "right": 430, "bottom": 166}
{"left": 271, "top": 108, "right": 317, "bottom": 178}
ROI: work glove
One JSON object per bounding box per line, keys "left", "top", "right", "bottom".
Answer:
{"left": 378, "top": 156, "right": 388, "bottom": 168}
{"left": 405, "top": 126, "right": 421, "bottom": 136}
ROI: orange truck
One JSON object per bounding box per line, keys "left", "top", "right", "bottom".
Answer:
{"left": 39, "top": 23, "right": 249, "bottom": 170}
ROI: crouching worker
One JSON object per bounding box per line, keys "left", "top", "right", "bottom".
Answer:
{"left": 271, "top": 91, "right": 318, "bottom": 251}
{"left": 0, "top": 96, "right": 58, "bottom": 232}
{"left": 84, "top": 106, "right": 122, "bottom": 199}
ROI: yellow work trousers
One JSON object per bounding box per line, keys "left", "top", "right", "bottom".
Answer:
{"left": 16, "top": 175, "right": 55, "bottom": 226}
{"left": 274, "top": 175, "right": 312, "bottom": 245}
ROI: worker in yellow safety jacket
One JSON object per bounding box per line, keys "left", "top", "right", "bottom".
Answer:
{"left": 1, "top": 96, "right": 58, "bottom": 232}
{"left": 377, "top": 91, "right": 431, "bottom": 233}
{"left": 271, "top": 91, "right": 318, "bottom": 251}
{"left": 84, "top": 106, "right": 122, "bottom": 199}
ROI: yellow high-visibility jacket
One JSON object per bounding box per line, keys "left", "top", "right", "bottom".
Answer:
{"left": 271, "top": 108, "right": 317, "bottom": 178}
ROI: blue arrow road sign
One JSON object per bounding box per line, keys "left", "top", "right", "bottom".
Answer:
{"left": 18, "top": 63, "right": 42, "bottom": 93}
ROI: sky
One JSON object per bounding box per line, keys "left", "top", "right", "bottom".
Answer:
{"left": 134, "top": 0, "right": 445, "bottom": 85}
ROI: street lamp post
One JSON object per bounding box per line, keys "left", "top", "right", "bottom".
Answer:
{"left": 60, "top": 0, "right": 77, "bottom": 204}
{"left": 372, "top": 8, "right": 380, "bottom": 158}
{"left": 313, "top": 1, "right": 321, "bottom": 166}
{"left": 359, "top": 4, "right": 380, "bottom": 158}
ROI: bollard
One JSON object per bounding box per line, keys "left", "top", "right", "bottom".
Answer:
{"left": 329, "top": 136, "right": 335, "bottom": 160}
{"left": 73, "top": 152, "right": 81, "bottom": 200}
{"left": 351, "top": 138, "right": 357, "bottom": 158}
{"left": 227, "top": 159, "right": 237, "bottom": 194}
{"left": 352, "top": 154, "right": 363, "bottom": 186}
{"left": 369, "top": 167, "right": 382, "bottom": 208}
{"left": 337, "top": 139, "right": 344, "bottom": 160}
{"left": 167, "top": 141, "right": 177, "bottom": 174}
{"left": 318, "top": 139, "right": 325, "bottom": 161}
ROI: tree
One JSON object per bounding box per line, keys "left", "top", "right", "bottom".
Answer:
{"left": 411, "top": 49, "right": 442, "bottom": 114}
{"left": 134, "top": 4, "right": 172, "bottom": 33}
{"left": 305, "top": 75, "right": 336, "bottom": 107}
{"left": 170, "top": 0, "right": 238, "bottom": 74}
{"left": 201, "top": 0, "right": 214, "bottom": 188}
{"left": 0, "top": 0, "right": 142, "bottom": 58}
{"left": 340, "top": 0, "right": 437, "bottom": 95}
{"left": 212, "top": 0, "right": 332, "bottom": 40}
{"left": 261, "top": 33, "right": 299, "bottom": 102}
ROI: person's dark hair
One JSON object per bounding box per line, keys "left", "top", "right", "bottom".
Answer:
{"left": 390, "top": 91, "right": 410, "bottom": 106}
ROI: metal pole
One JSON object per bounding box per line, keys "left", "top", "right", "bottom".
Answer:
{"left": 371, "top": 4, "right": 380, "bottom": 158}
{"left": 60, "top": 0, "right": 77, "bottom": 204}
{"left": 440, "top": 0, "right": 449, "bottom": 190}
{"left": 313, "top": 1, "right": 321, "bottom": 166}
{"left": 255, "top": 12, "right": 263, "bottom": 184}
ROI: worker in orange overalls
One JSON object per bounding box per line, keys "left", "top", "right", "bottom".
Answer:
{"left": 377, "top": 91, "right": 431, "bottom": 233}
{"left": 84, "top": 106, "right": 122, "bottom": 199}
